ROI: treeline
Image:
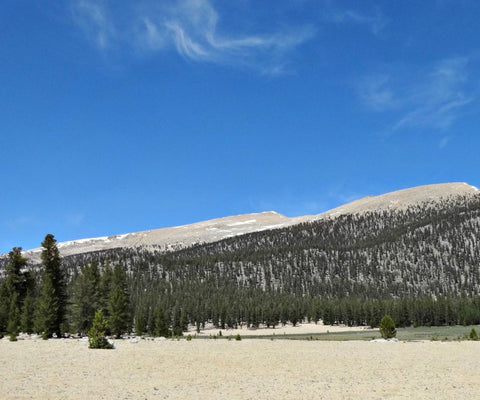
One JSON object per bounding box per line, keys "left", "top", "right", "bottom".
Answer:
{"left": 0, "top": 235, "right": 66, "bottom": 340}
{"left": 2, "top": 252, "right": 480, "bottom": 338}
{"left": 61, "top": 194, "right": 480, "bottom": 300}
{"left": 0, "top": 235, "right": 130, "bottom": 339}
{"left": 1, "top": 193, "right": 480, "bottom": 338}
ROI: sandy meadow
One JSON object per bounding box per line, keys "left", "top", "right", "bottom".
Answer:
{"left": 1, "top": 337, "right": 479, "bottom": 400}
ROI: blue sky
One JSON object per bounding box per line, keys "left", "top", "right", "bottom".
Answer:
{"left": 1, "top": 0, "right": 479, "bottom": 253}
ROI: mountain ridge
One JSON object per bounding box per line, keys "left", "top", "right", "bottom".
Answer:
{"left": 5, "top": 182, "right": 479, "bottom": 263}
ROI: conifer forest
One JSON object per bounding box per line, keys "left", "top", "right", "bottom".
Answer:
{"left": 1, "top": 194, "right": 480, "bottom": 337}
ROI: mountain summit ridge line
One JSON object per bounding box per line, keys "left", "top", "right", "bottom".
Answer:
{"left": 8, "top": 182, "right": 480, "bottom": 261}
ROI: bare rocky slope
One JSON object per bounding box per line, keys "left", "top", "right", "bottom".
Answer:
{"left": 6, "top": 182, "right": 480, "bottom": 264}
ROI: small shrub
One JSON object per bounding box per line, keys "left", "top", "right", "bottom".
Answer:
{"left": 186, "top": 334, "right": 192, "bottom": 341}
{"left": 469, "top": 328, "right": 478, "bottom": 341}
{"left": 379, "top": 315, "right": 396, "bottom": 339}
{"left": 9, "top": 333, "right": 17, "bottom": 342}
{"left": 235, "top": 334, "right": 242, "bottom": 341}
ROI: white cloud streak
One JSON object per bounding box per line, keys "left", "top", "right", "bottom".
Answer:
{"left": 360, "top": 57, "right": 474, "bottom": 132}
{"left": 71, "top": 0, "right": 314, "bottom": 74}
{"left": 72, "top": 0, "right": 115, "bottom": 49}
{"left": 358, "top": 75, "right": 398, "bottom": 111}
{"left": 328, "top": 8, "right": 387, "bottom": 35}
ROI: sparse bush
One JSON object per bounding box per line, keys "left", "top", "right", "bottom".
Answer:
{"left": 379, "top": 315, "right": 396, "bottom": 339}
{"left": 186, "top": 334, "right": 192, "bottom": 341}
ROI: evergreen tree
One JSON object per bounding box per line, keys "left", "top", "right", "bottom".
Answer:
{"left": 0, "top": 281, "right": 9, "bottom": 333}
{"left": 20, "top": 289, "right": 36, "bottom": 334}
{"left": 108, "top": 287, "right": 129, "bottom": 338}
{"left": 379, "top": 315, "right": 396, "bottom": 339}
{"left": 88, "top": 309, "right": 113, "bottom": 349}
{"left": 469, "top": 328, "right": 478, "bottom": 341}
{"left": 2, "top": 247, "right": 28, "bottom": 335}
{"left": 97, "top": 264, "right": 113, "bottom": 318}
{"left": 70, "top": 263, "right": 100, "bottom": 334}
{"left": 35, "top": 276, "right": 59, "bottom": 339}
{"left": 134, "top": 304, "right": 147, "bottom": 336}
{"left": 154, "top": 308, "right": 170, "bottom": 337}
{"left": 37, "top": 234, "right": 66, "bottom": 337}
{"left": 7, "top": 292, "right": 20, "bottom": 340}
{"left": 171, "top": 302, "right": 186, "bottom": 336}
{"left": 5, "top": 247, "right": 27, "bottom": 300}
{"left": 107, "top": 264, "right": 130, "bottom": 338}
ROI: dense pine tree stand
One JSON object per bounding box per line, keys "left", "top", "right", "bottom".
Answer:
{"left": 0, "top": 247, "right": 29, "bottom": 338}
{"left": 0, "top": 194, "right": 480, "bottom": 338}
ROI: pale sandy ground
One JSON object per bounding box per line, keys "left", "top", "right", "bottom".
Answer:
{"left": 1, "top": 337, "right": 479, "bottom": 400}
{"left": 194, "top": 321, "right": 376, "bottom": 336}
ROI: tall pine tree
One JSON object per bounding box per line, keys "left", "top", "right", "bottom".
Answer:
{"left": 35, "top": 234, "right": 66, "bottom": 338}
{"left": 3, "top": 247, "right": 28, "bottom": 336}
{"left": 69, "top": 263, "right": 100, "bottom": 334}
{"left": 108, "top": 265, "right": 130, "bottom": 338}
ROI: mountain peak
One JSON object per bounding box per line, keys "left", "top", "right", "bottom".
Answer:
{"left": 4, "top": 182, "right": 478, "bottom": 263}
{"left": 317, "top": 182, "right": 479, "bottom": 218}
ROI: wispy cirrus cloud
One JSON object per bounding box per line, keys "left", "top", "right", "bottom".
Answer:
{"left": 327, "top": 7, "right": 387, "bottom": 35}
{"left": 71, "top": 0, "right": 115, "bottom": 49}
{"left": 358, "top": 74, "right": 398, "bottom": 111}
{"left": 71, "top": 0, "right": 314, "bottom": 74}
{"left": 359, "top": 57, "right": 474, "bottom": 133}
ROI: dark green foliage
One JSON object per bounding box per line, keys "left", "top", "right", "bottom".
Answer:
{"left": 7, "top": 291, "right": 20, "bottom": 337}
{"left": 88, "top": 309, "right": 113, "bottom": 349}
{"left": 379, "top": 315, "right": 396, "bottom": 339}
{"left": 235, "top": 334, "right": 242, "bottom": 341}
{"left": 134, "top": 307, "right": 146, "bottom": 336}
{"left": 0, "top": 282, "right": 9, "bottom": 332}
{"left": 154, "top": 308, "right": 171, "bottom": 337}
{"left": 49, "top": 193, "right": 480, "bottom": 335}
{"left": 69, "top": 263, "right": 100, "bottom": 334}
{"left": 5, "top": 248, "right": 27, "bottom": 297}
{"left": 35, "top": 276, "right": 59, "bottom": 338}
{"left": 1, "top": 194, "right": 480, "bottom": 335}
{"left": 2, "top": 247, "right": 29, "bottom": 335}
{"left": 469, "top": 328, "right": 478, "bottom": 341}
{"left": 97, "top": 264, "right": 113, "bottom": 315}
{"left": 36, "top": 234, "right": 66, "bottom": 337}
{"left": 108, "top": 286, "right": 129, "bottom": 338}
{"left": 20, "top": 289, "right": 35, "bottom": 334}
{"left": 106, "top": 264, "right": 130, "bottom": 338}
